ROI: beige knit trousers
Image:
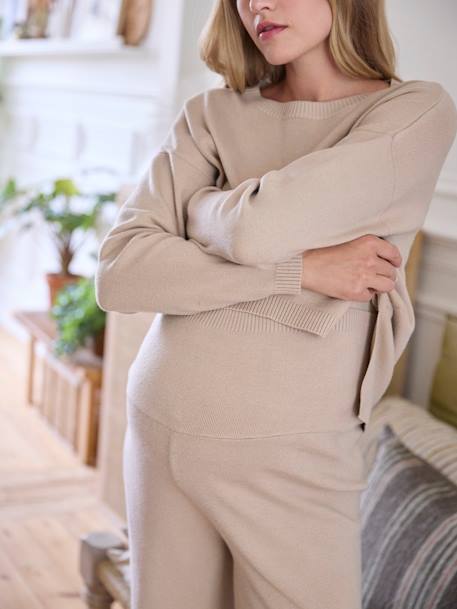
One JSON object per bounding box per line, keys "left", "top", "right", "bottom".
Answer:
{"left": 123, "top": 303, "right": 377, "bottom": 609}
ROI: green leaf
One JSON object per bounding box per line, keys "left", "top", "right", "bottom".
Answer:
{"left": 54, "top": 178, "right": 80, "bottom": 197}
{"left": 50, "top": 276, "right": 106, "bottom": 357}
{"left": 0, "top": 178, "right": 18, "bottom": 202}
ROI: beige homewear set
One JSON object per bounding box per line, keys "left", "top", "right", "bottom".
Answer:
{"left": 96, "top": 76, "right": 457, "bottom": 608}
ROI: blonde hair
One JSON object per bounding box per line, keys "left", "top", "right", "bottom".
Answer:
{"left": 198, "top": 0, "right": 402, "bottom": 93}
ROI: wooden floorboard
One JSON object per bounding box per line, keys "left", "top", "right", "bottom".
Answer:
{"left": 0, "top": 326, "right": 125, "bottom": 609}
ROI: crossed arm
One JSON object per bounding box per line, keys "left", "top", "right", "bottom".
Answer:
{"left": 186, "top": 88, "right": 457, "bottom": 267}
{"left": 95, "top": 88, "right": 457, "bottom": 316}
{"left": 94, "top": 104, "right": 304, "bottom": 316}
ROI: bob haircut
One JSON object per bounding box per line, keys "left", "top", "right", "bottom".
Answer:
{"left": 198, "top": 0, "right": 402, "bottom": 93}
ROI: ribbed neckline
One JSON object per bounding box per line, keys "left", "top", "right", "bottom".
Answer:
{"left": 244, "top": 77, "right": 401, "bottom": 119}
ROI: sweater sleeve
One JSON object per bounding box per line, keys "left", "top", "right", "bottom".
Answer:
{"left": 94, "top": 103, "right": 303, "bottom": 315}
{"left": 186, "top": 87, "right": 457, "bottom": 266}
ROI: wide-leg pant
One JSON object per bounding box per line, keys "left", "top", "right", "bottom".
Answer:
{"left": 123, "top": 303, "right": 377, "bottom": 609}
{"left": 124, "top": 403, "right": 370, "bottom": 609}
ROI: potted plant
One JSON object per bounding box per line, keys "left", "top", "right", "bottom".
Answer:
{"left": 50, "top": 276, "right": 106, "bottom": 359}
{"left": 0, "top": 176, "right": 116, "bottom": 307}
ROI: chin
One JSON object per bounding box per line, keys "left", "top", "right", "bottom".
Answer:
{"left": 261, "top": 50, "right": 298, "bottom": 66}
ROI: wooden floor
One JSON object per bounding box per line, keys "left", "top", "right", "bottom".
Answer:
{"left": 0, "top": 326, "right": 125, "bottom": 609}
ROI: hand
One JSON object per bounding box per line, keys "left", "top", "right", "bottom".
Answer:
{"left": 300, "top": 234, "right": 402, "bottom": 302}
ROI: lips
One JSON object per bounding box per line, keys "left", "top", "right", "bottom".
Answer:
{"left": 258, "top": 26, "right": 288, "bottom": 41}
{"left": 256, "top": 21, "right": 288, "bottom": 37}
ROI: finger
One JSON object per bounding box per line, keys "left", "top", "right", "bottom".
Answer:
{"left": 374, "top": 258, "right": 398, "bottom": 282}
{"left": 375, "top": 238, "right": 402, "bottom": 267}
{"left": 369, "top": 274, "right": 397, "bottom": 293}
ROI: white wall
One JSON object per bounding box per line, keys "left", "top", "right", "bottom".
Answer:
{"left": 387, "top": 0, "right": 456, "bottom": 182}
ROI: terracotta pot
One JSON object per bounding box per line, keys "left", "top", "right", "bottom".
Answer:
{"left": 46, "top": 272, "right": 83, "bottom": 309}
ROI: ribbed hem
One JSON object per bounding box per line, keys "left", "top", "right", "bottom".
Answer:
{"left": 177, "top": 303, "right": 376, "bottom": 336}
{"left": 273, "top": 254, "right": 303, "bottom": 294}
{"left": 182, "top": 296, "right": 353, "bottom": 337}
{"left": 223, "top": 296, "right": 340, "bottom": 336}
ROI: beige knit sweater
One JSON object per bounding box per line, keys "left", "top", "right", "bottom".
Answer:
{"left": 95, "top": 77, "right": 457, "bottom": 424}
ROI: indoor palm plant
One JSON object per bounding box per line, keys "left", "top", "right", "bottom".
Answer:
{"left": 0, "top": 176, "right": 116, "bottom": 306}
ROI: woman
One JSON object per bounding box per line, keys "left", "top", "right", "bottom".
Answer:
{"left": 95, "top": 1, "right": 457, "bottom": 608}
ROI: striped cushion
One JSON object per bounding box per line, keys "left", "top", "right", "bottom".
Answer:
{"left": 359, "top": 396, "right": 457, "bottom": 486}
{"left": 361, "top": 423, "right": 457, "bottom": 609}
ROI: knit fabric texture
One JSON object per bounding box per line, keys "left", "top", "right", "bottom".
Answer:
{"left": 95, "top": 77, "right": 457, "bottom": 425}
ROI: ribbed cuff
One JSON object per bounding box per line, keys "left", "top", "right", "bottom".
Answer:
{"left": 273, "top": 254, "right": 303, "bottom": 294}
